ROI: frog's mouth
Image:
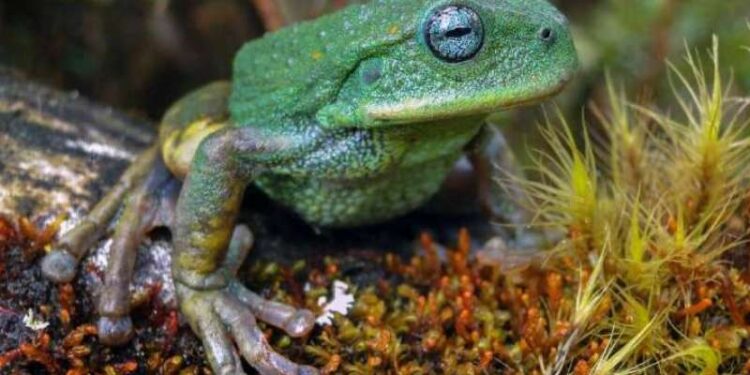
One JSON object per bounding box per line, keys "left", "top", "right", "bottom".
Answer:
{"left": 363, "top": 74, "right": 571, "bottom": 126}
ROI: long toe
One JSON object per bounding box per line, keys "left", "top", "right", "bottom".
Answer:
{"left": 229, "top": 280, "right": 315, "bottom": 338}
{"left": 213, "top": 292, "right": 319, "bottom": 375}
{"left": 40, "top": 250, "right": 78, "bottom": 283}
{"left": 97, "top": 315, "right": 134, "bottom": 346}
{"left": 284, "top": 310, "right": 315, "bottom": 338}
{"left": 297, "top": 365, "right": 320, "bottom": 375}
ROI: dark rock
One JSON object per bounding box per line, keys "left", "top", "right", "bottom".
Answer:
{"left": 0, "top": 69, "right": 154, "bottom": 219}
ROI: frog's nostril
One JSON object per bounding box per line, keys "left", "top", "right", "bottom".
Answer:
{"left": 539, "top": 27, "right": 555, "bottom": 43}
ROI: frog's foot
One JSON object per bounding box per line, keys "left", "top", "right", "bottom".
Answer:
{"left": 477, "top": 236, "right": 541, "bottom": 270}
{"left": 175, "top": 225, "right": 316, "bottom": 374}
{"left": 41, "top": 146, "right": 161, "bottom": 283}
{"left": 512, "top": 227, "right": 564, "bottom": 251}
{"left": 177, "top": 280, "right": 317, "bottom": 375}
{"left": 478, "top": 227, "right": 565, "bottom": 270}
{"left": 42, "top": 154, "right": 177, "bottom": 346}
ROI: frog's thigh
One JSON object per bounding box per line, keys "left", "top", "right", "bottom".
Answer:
{"left": 159, "top": 81, "right": 232, "bottom": 180}
{"left": 161, "top": 120, "right": 227, "bottom": 180}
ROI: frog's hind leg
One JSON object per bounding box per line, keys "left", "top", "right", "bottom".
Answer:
{"left": 95, "top": 155, "right": 177, "bottom": 345}
{"left": 41, "top": 146, "right": 160, "bottom": 283}
{"left": 467, "top": 124, "right": 564, "bottom": 250}
{"left": 91, "top": 158, "right": 314, "bottom": 347}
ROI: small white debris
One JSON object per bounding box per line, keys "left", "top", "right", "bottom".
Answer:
{"left": 315, "top": 280, "right": 355, "bottom": 326}
{"left": 22, "top": 309, "right": 50, "bottom": 331}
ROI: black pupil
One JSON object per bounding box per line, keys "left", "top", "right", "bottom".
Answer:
{"left": 424, "top": 6, "right": 484, "bottom": 63}
{"left": 541, "top": 28, "right": 552, "bottom": 39}
{"left": 446, "top": 27, "right": 472, "bottom": 38}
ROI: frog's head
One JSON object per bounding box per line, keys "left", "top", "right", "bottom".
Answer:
{"left": 317, "top": 0, "right": 579, "bottom": 128}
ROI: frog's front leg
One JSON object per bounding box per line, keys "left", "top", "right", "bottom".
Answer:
{"left": 468, "top": 124, "right": 558, "bottom": 250}
{"left": 173, "top": 127, "right": 317, "bottom": 375}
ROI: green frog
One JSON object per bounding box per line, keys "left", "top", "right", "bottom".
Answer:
{"left": 41, "top": 0, "right": 578, "bottom": 373}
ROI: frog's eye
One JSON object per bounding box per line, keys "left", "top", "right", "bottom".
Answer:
{"left": 423, "top": 5, "right": 484, "bottom": 63}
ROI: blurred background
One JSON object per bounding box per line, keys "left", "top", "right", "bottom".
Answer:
{"left": 1, "top": 0, "right": 748, "bottom": 150}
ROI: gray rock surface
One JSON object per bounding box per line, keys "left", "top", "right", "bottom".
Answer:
{"left": 0, "top": 69, "right": 154, "bottom": 219}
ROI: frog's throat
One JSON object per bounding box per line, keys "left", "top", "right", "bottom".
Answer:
{"left": 364, "top": 77, "right": 570, "bottom": 126}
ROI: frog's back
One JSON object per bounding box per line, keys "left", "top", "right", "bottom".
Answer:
{"left": 229, "top": 0, "right": 429, "bottom": 128}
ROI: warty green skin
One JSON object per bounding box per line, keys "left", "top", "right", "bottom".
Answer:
{"left": 42, "top": 1, "right": 578, "bottom": 374}
{"left": 170, "top": 1, "right": 577, "bottom": 371}
{"left": 174, "top": 0, "right": 578, "bottom": 329}
{"left": 221, "top": 0, "right": 578, "bottom": 228}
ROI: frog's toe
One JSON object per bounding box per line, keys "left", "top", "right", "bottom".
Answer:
{"left": 178, "top": 284, "right": 318, "bottom": 375}
{"left": 213, "top": 294, "right": 319, "bottom": 375}
{"left": 230, "top": 280, "right": 315, "bottom": 338}
{"left": 282, "top": 309, "right": 316, "bottom": 337}
{"left": 97, "top": 315, "right": 134, "bottom": 346}
{"left": 40, "top": 250, "right": 78, "bottom": 283}
{"left": 180, "top": 291, "right": 246, "bottom": 374}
